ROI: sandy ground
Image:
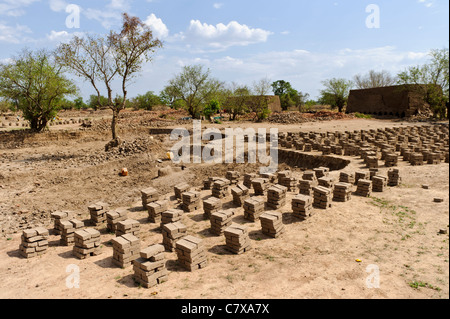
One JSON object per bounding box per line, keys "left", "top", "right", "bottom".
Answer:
{"left": 0, "top": 114, "right": 448, "bottom": 300}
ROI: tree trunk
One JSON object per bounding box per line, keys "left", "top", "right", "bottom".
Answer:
{"left": 111, "top": 109, "right": 119, "bottom": 140}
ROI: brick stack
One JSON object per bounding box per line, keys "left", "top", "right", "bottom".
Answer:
{"left": 111, "top": 234, "right": 140, "bottom": 268}
{"left": 243, "top": 173, "right": 257, "bottom": 189}
{"left": 116, "top": 219, "right": 140, "bottom": 238}
{"left": 51, "top": 211, "right": 74, "bottom": 235}
{"left": 312, "top": 186, "right": 332, "bottom": 209}
{"left": 160, "top": 209, "right": 184, "bottom": 226}
{"left": 292, "top": 194, "right": 314, "bottom": 220}
{"left": 261, "top": 173, "right": 277, "bottom": 184}
{"left": 210, "top": 209, "right": 235, "bottom": 236}
{"left": 387, "top": 168, "right": 401, "bottom": 186}
{"left": 202, "top": 197, "right": 222, "bottom": 220}
{"left": 313, "top": 167, "right": 329, "bottom": 179}
{"left": 355, "top": 179, "right": 372, "bottom": 197}
{"left": 203, "top": 177, "right": 219, "bottom": 190}
{"left": 106, "top": 208, "right": 128, "bottom": 233}
{"left": 141, "top": 187, "right": 159, "bottom": 209}
{"left": 302, "top": 171, "right": 318, "bottom": 183}
{"left": 161, "top": 221, "right": 187, "bottom": 252}
{"left": 410, "top": 153, "right": 424, "bottom": 166}
{"left": 73, "top": 228, "right": 101, "bottom": 259}
{"left": 260, "top": 211, "right": 285, "bottom": 238}
{"left": 318, "top": 176, "right": 336, "bottom": 189}
{"left": 88, "top": 202, "right": 109, "bottom": 226}
{"left": 366, "top": 156, "right": 379, "bottom": 168}
{"left": 19, "top": 227, "right": 49, "bottom": 258}
{"left": 231, "top": 183, "right": 250, "bottom": 207}
{"left": 339, "top": 172, "right": 355, "bottom": 184}
{"left": 60, "top": 219, "right": 84, "bottom": 246}
{"left": 355, "top": 171, "right": 370, "bottom": 185}
{"left": 427, "top": 152, "right": 441, "bottom": 165}
{"left": 147, "top": 200, "right": 169, "bottom": 223}
{"left": 181, "top": 191, "right": 201, "bottom": 212}
{"left": 132, "top": 244, "right": 168, "bottom": 288}
{"left": 266, "top": 184, "right": 287, "bottom": 209}
{"left": 224, "top": 224, "right": 252, "bottom": 255}
{"left": 372, "top": 176, "right": 387, "bottom": 192}
{"left": 332, "top": 183, "right": 352, "bottom": 202}
{"left": 243, "top": 197, "right": 265, "bottom": 222}
{"left": 174, "top": 183, "right": 190, "bottom": 199}
{"left": 299, "top": 180, "right": 315, "bottom": 196}
{"left": 226, "top": 171, "right": 240, "bottom": 185}
{"left": 212, "top": 178, "right": 230, "bottom": 199}
{"left": 252, "top": 178, "right": 270, "bottom": 195}
{"left": 384, "top": 153, "right": 399, "bottom": 167}
{"left": 175, "top": 235, "right": 207, "bottom": 271}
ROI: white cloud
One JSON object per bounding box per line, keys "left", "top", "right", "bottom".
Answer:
{"left": 0, "top": 22, "right": 32, "bottom": 43}
{"left": 417, "top": 0, "right": 434, "bottom": 8}
{"left": 49, "top": 0, "right": 68, "bottom": 12}
{"left": 83, "top": 0, "right": 132, "bottom": 29}
{"left": 176, "top": 20, "right": 273, "bottom": 51}
{"left": 213, "top": 3, "right": 224, "bottom": 9}
{"left": 0, "top": 0, "right": 39, "bottom": 16}
{"left": 144, "top": 14, "right": 169, "bottom": 39}
{"left": 46, "top": 30, "right": 84, "bottom": 42}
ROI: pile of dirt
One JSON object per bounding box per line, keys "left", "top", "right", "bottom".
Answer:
{"left": 0, "top": 209, "right": 51, "bottom": 237}
{"left": 268, "top": 111, "right": 353, "bottom": 124}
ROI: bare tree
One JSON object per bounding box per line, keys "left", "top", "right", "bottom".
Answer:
{"left": 354, "top": 70, "right": 397, "bottom": 89}
{"left": 55, "top": 13, "right": 162, "bottom": 142}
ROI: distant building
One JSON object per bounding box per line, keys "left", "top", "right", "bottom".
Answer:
{"left": 346, "top": 84, "right": 440, "bottom": 117}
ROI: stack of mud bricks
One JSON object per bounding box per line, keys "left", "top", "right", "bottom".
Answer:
{"left": 427, "top": 152, "right": 441, "bottom": 165}
{"left": 141, "top": 187, "right": 159, "bottom": 209}
{"left": 147, "top": 200, "right": 169, "bottom": 223}
{"left": 51, "top": 211, "right": 75, "bottom": 235}
{"left": 339, "top": 172, "right": 355, "bottom": 184}
{"left": 372, "top": 175, "right": 387, "bottom": 192}
{"left": 132, "top": 244, "right": 168, "bottom": 288}
{"left": 314, "top": 167, "right": 329, "bottom": 179}
{"left": 409, "top": 153, "right": 424, "bottom": 166}
{"left": 332, "top": 183, "right": 352, "bottom": 202}
{"left": 266, "top": 184, "right": 287, "bottom": 210}
{"left": 355, "top": 179, "right": 372, "bottom": 197}
{"left": 116, "top": 219, "right": 140, "bottom": 238}
{"left": 226, "top": 171, "right": 240, "bottom": 185}
{"left": 174, "top": 183, "right": 190, "bottom": 199}
{"left": 260, "top": 211, "right": 285, "bottom": 238}
{"left": 312, "top": 186, "right": 332, "bottom": 209}
{"left": 210, "top": 209, "right": 235, "bottom": 236}
{"left": 203, "top": 197, "right": 222, "bottom": 220}
{"left": 224, "top": 224, "right": 252, "bottom": 255}
{"left": 161, "top": 209, "right": 184, "bottom": 227}
{"left": 73, "top": 228, "right": 101, "bottom": 259}
{"left": 278, "top": 171, "right": 298, "bottom": 192}
{"left": 387, "top": 169, "right": 401, "bottom": 186}
{"left": 231, "top": 183, "right": 250, "bottom": 207}
{"left": 384, "top": 153, "right": 399, "bottom": 167}
{"left": 299, "top": 171, "right": 318, "bottom": 196}
{"left": 261, "top": 173, "right": 277, "bottom": 184}
{"left": 175, "top": 235, "right": 207, "bottom": 271}
{"left": 60, "top": 219, "right": 84, "bottom": 246}
{"left": 88, "top": 202, "right": 109, "bottom": 226}
{"left": 243, "top": 173, "right": 257, "bottom": 189}
{"left": 19, "top": 227, "right": 49, "bottom": 258}
{"left": 161, "top": 221, "right": 187, "bottom": 252}
{"left": 106, "top": 208, "right": 128, "bottom": 233}
{"left": 292, "top": 194, "right": 313, "bottom": 220}
{"left": 355, "top": 171, "right": 370, "bottom": 185}
{"left": 243, "top": 197, "right": 265, "bottom": 222}
{"left": 366, "top": 156, "right": 379, "bottom": 169}
{"left": 252, "top": 177, "right": 270, "bottom": 195}
{"left": 111, "top": 234, "right": 140, "bottom": 268}
{"left": 212, "top": 178, "right": 230, "bottom": 199}
{"left": 181, "top": 191, "right": 201, "bottom": 212}
{"left": 318, "top": 176, "right": 335, "bottom": 189}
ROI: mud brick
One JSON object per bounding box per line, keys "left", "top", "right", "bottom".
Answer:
{"left": 312, "top": 186, "right": 332, "bottom": 209}
{"left": 384, "top": 153, "right": 399, "bottom": 167}
{"left": 140, "top": 244, "right": 165, "bottom": 260}
{"left": 292, "top": 194, "right": 314, "bottom": 220}
{"left": 313, "top": 167, "right": 329, "bottom": 179}
{"left": 111, "top": 234, "right": 140, "bottom": 268}
{"left": 203, "top": 177, "right": 221, "bottom": 190}
{"left": 51, "top": 211, "right": 74, "bottom": 235}
{"left": 355, "top": 171, "right": 370, "bottom": 185}
{"left": 73, "top": 228, "right": 101, "bottom": 259}
{"left": 332, "top": 182, "right": 352, "bottom": 202}
{"left": 261, "top": 173, "right": 277, "bottom": 183}
{"left": 277, "top": 170, "right": 292, "bottom": 179}
{"left": 203, "top": 197, "right": 223, "bottom": 219}
{"left": 19, "top": 227, "right": 49, "bottom": 258}
{"left": 427, "top": 152, "right": 441, "bottom": 165}
{"left": 299, "top": 180, "right": 315, "bottom": 196}
{"left": 116, "top": 219, "right": 140, "bottom": 238}
{"left": 409, "top": 153, "right": 424, "bottom": 166}
{"left": 174, "top": 183, "right": 190, "bottom": 198}
{"left": 243, "top": 173, "right": 258, "bottom": 188}
{"left": 387, "top": 168, "right": 401, "bottom": 186}
{"left": 210, "top": 209, "right": 235, "bottom": 236}
{"left": 106, "top": 208, "right": 128, "bottom": 233}
{"left": 339, "top": 172, "right": 355, "bottom": 184}
{"left": 181, "top": 191, "right": 201, "bottom": 212}
{"left": 279, "top": 176, "right": 298, "bottom": 192}
{"left": 224, "top": 224, "right": 252, "bottom": 255}
{"left": 226, "top": 171, "right": 240, "bottom": 184}
{"left": 60, "top": 219, "right": 84, "bottom": 246}
{"left": 161, "top": 221, "right": 187, "bottom": 251}
{"left": 243, "top": 197, "right": 265, "bottom": 222}
{"left": 304, "top": 143, "right": 312, "bottom": 152}
{"left": 267, "top": 184, "right": 287, "bottom": 209}
{"left": 141, "top": 187, "right": 159, "bottom": 209}
{"left": 175, "top": 235, "right": 207, "bottom": 271}
{"left": 88, "top": 201, "right": 108, "bottom": 225}
{"left": 181, "top": 201, "right": 201, "bottom": 213}
{"left": 160, "top": 209, "right": 184, "bottom": 225}
{"left": 372, "top": 175, "right": 387, "bottom": 192}
{"left": 147, "top": 200, "right": 169, "bottom": 223}
{"left": 252, "top": 178, "right": 270, "bottom": 196}
{"left": 318, "top": 177, "right": 336, "bottom": 189}
{"left": 302, "top": 171, "right": 317, "bottom": 183}
{"left": 231, "top": 183, "right": 250, "bottom": 207}
{"left": 260, "top": 211, "right": 284, "bottom": 238}
{"left": 132, "top": 244, "right": 168, "bottom": 288}
{"left": 366, "top": 156, "right": 379, "bottom": 169}
{"left": 355, "top": 179, "right": 372, "bottom": 197}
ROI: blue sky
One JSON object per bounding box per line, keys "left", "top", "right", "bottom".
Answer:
{"left": 0, "top": 0, "right": 448, "bottom": 100}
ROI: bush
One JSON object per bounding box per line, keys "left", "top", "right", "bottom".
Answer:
{"left": 354, "top": 112, "right": 372, "bottom": 119}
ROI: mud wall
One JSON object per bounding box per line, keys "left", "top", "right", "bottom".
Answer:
{"left": 278, "top": 149, "right": 350, "bottom": 171}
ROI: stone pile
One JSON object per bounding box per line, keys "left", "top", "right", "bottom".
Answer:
{"left": 132, "top": 244, "right": 168, "bottom": 288}
{"left": 231, "top": 183, "right": 250, "bottom": 207}
{"left": 175, "top": 235, "right": 207, "bottom": 271}
{"left": 161, "top": 221, "right": 187, "bottom": 252}
{"left": 224, "top": 224, "right": 252, "bottom": 255}
{"left": 147, "top": 200, "right": 169, "bottom": 223}
{"left": 111, "top": 234, "right": 140, "bottom": 268}
{"left": 332, "top": 182, "right": 352, "bottom": 202}
{"left": 141, "top": 187, "right": 159, "bottom": 209}
{"left": 292, "top": 194, "right": 314, "bottom": 220}
{"left": 19, "top": 227, "right": 49, "bottom": 258}
{"left": 312, "top": 186, "right": 332, "bottom": 209}
{"left": 260, "top": 211, "right": 285, "bottom": 238}
{"left": 88, "top": 202, "right": 109, "bottom": 226}
{"left": 202, "top": 197, "right": 222, "bottom": 220}
{"left": 181, "top": 191, "right": 201, "bottom": 212}
{"left": 73, "top": 228, "right": 101, "bottom": 259}
{"left": 106, "top": 208, "right": 128, "bottom": 233}
{"left": 210, "top": 209, "right": 235, "bottom": 236}
{"left": 243, "top": 197, "right": 265, "bottom": 222}
{"left": 266, "top": 184, "right": 287, "bottom": 209}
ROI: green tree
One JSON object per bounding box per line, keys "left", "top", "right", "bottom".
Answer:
{"left": 203, "top": 99, "right": 221, "bottom": 121}
{"left": 397, "top": 48, "right": 449, "bottom": 119}
{"left": 163, "top": 64, "right": 223, "bottom": 119}
{"left": 318, "top": 78, "right": 353, "bottom": 113}
{"left": 55, "top": 13, "right": 163, "bottom": 142}
{"left": 74, "top": 97, "right": 87, "bottom": 110}
{"left": 131, "top": 91, "right": 162, "bottom": 110}
{"left": 271, "top": 80, "right": 309, "bottom": 110}
{"left": 248, "top": 77, "right": 272, "bottom": 122}
{"left": 223, "top": 82, "right": 250, "bottom": 121}
{"left": 0, "top": 49, "right": 77, "bottom": 132}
